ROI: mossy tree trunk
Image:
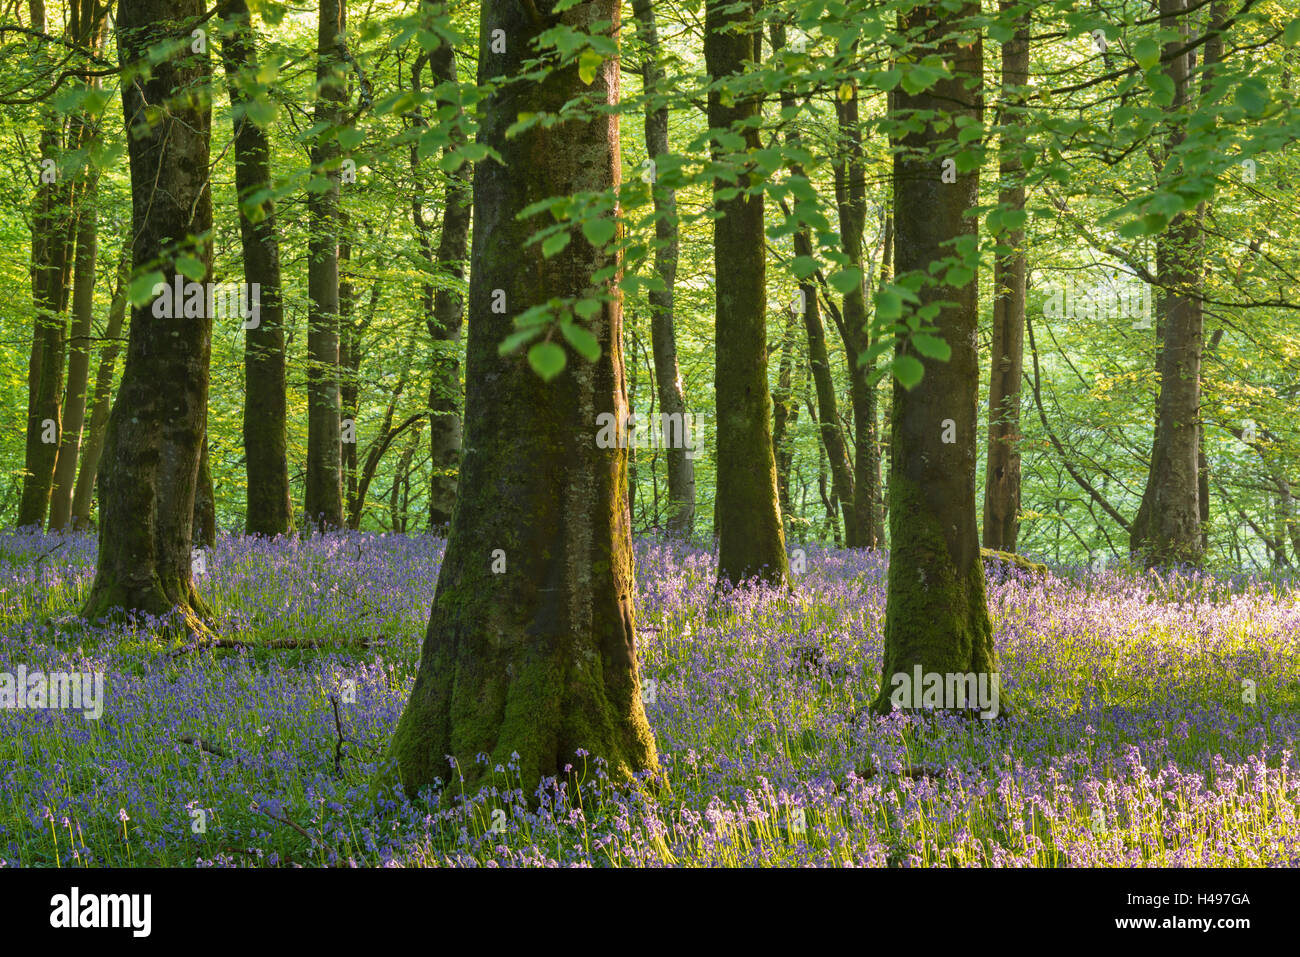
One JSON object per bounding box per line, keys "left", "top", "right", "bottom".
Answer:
{"left": 48, "top": 167, "right": 98, "bottom": 531}
{"left": 982, "top": 2, "right": 1029, "bottom": 552}
{"left": 386, "top": 0, "right": 659, "bottom": 801}
{"left": 1130, "top": 0, "right": 1205, "bottom": 568}
{"left": 771, "top": 23, "right": 856, "bottom": 543}
{"left": 832, "top": 75, "right": 880, "bottom": 548}
{"left": 706, "top": 0, "right": 788, "bottom": 588}
{"left": 221, "top": 0, "right": 294, "bottom": 537}
{"left": 873, "top": 3, "right": 995, "bottom": 713}
{"left": 633, "top": 0, "right": 694, "bottom": 540}
{"left": 20, "top": 24, "right": 78, "bottom": 528}
{"left": 193, "top": 431, "right": 216, "bottom": 547}
{"left": 411, "top": 4, "right": 470, "bottom": 533}
{"left": 82, "top": 0, "right": 213, "bottom": 626}
{"left": 70, "top": 242, "right": 128, "bottom": 531}
{"left": 770, "top": 306, "right": 799, "bottom": 519}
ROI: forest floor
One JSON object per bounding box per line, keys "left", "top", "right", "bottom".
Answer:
{"left": 1, "top": 529, "right": 1298, "bottom": 866}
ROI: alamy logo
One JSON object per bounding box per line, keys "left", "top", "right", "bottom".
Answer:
{"left": 889, "top": 666, "right": 1000, "bottom": 719}
{"left": 1041, "top": 275, "right": 1151, "bottom": 326}
{"left": 50, "top": 887, "right": 150, "bottom": 937}
{"left": 151, "top": 274, "right": 261, "bottom": 329}
{"left": 596, "top": 412, "right": 705, "bottom": 460}
{"left": 0, "top": 667, "right": 104, "bottom": 719}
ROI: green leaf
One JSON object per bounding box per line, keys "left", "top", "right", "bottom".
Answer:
{"left": 1003, "top": 209, "right": 1028, "bottom": 231}
{"left": 828, "top": 267, "right": 862, "bottom": 296}
{"left": 246, "top": 97, "right": 278, "bottom": 128}
{"left": 561, "top": 322, "right": 601, "bottom": 361}
{"left": 498, "top": 327, "right": 541, "bottom": 355}
{"left": 175, "top": 255, "right": 206, "bottom": 282}
{"left": 578, "top": 49, "right": 603, "bottom": 85}
{"left": 128, "top": 270, "right": 167, "bottom": 307}
{"left": 542, "top": 231, "right": 571, "bottom": 258}
{"left": 336, "top": 127, "right": 366, "bottom": 150}
{"left": 875, "top": 288, "right": 904, "bottom": 321}
{"left": 1133, "top": 38, "right": 1160, "bottom": 69}
{"left": 891, "top": 354, "right": 925, "bottom": 389}
{"left": 791, "top": 255, "right": 819, "bottom": 279}
{"left": 945, "top": 265, "right": 975, "bottom": 287}
{"left": 911, "top": 333, "right": 951, "bottom": 361}
{"left": 1234, "top": 79, "right": 1269, "bottom": 115}
{"left": 528, "top": 341, "right": 567, "bottom": 381}
{"left": 872, "top": 68, "right": 902, "bottom": 91}
{"left": 573, "top": 298, "right": 602, "bottom": 320}
{"left": 582, "top": 218, "right": 616, "bottom": 247}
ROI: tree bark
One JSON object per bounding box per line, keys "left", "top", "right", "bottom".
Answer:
{"left": 982, "top": 2, "right": 1029, "bottom": 552}
{"left": 19, "top": 1, "right": 84, "bottom": 528}
{"left": 70, "top": 244, "right": 128, "bottom": 530}
{"left": 82, "top": 0, "right": 213, "bottom": 627}
{"left": 221, "top": 0, "right": 293, "bottom": 536}
{"left": 706, "top": 0, "right": 788, "bottom": 588}
{"left": 386, "top": 0, "right": 659, "bottom": 800}
{"left": 193, "top": 430, "right": 216, "bottom": 546}
{"left": 770, "top": 23, "right": 855, "bottom": 543}
{"left": 832, "top": 79, "right": 879, "bottom": 547}
{"left": 1130, "top": 0, "right": 1205, "bottom": 567}
{"left": 873, "top": 3, "right": 995, "bottom": 713}
{"left": 770, "top": 306, "right": 799, "bottom": 517}
{"left": 304, "top": 0, "right": 347, "bottom": 530}
{"left": 48, "top": 169, "right": 98, "bottom": 531}
{"left": 632, "top": 0, "right": 694, "bottom": 539}
{"left": 412, "top": 7, "right": 470, "bottom": 533}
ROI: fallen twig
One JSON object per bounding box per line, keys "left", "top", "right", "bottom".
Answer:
{"left": 178, "top": 734, "right": 229, "bottom": 759}
{"left": 169, "top": 636, "right": 372, "bottom": 659}
{"left": 253, "top": 803, "right": 320, "bottom": 846}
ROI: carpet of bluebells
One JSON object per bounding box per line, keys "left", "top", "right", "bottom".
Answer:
{"left": 1, "top": 528, "right": 1298, "bottom": 867}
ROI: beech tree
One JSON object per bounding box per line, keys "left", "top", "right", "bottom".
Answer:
{"left": 221, "top": 0, "right": 294, "bottom": 537}
{"left": 410, "top": 0, "right": 470, "bottom": 533}
{"left": 633, "top": 0, "right": 694, "bottom": 539}
{"left": 983, "top": 3, "right": 1029, "bottom": 552}
{"left": 1130, "top": 0, "right": 1212, "bottom": 567}
{"left": 873, "top": 1, "right": 995, "bottom": 712}
{"left": 706, "top": 0, "right": 788, "bottom": 588}
{"left": 386, "top": 0, "right": 658, "bottom": 799}
{"left": 304, "top": 0, "right": 347, "bottom": 531}
{"left": 82, "top": 0, "right": 213, "bottom": 625}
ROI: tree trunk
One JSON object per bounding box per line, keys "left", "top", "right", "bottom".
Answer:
{"left": 1130, "top": 0, "right": 1205, "bottom": 567}
{"left": 82, "top": 0, "right": 213, "bottom": 627}
{"left": 193, "top": 431, "right": 216, "bottom": 546}
{"left": 221, "top": 0, "right": 293, "bottom": 536}
{"left": 48, "top": 171, "right": 98, "bottom": 531}
{"left": 870, "top": 216, "right": 890, "bottom": 545}
{"left": 70, "top": 244, "right": 129, "bottom": 530}
{"left": 873, "top": 3, "right": 994, "bottom": 713}
{"left": 633, "top": 0, "right": 694, "bottom": 539}
{"left": 706, "top": 0, "right": 788, "bottom": 588}
{"left": 982, "top": 3, "right": 1029, "bottom": 552}
{"left": 20, "top": 17, "right": 80, "bottom": 527}
{"left": 386, "top": 0, "right": 659, "bottom": 800}
{"left": 340, "top": 236, "right": 360, "bottom": 523}
{"left": 832, "top": 79, "right": 879, "bottom": 547}
{"left": 770, "top": 23, "right": 856, "bottom": 543}
{"left": 412, "top": 10, "right": 470, "bottom": 533}
{"left": 770, "top": 306, "right": 799, "bottom": 518}
{"left": 304, "top": 0, "right": 347, "bottom": 530}
{"left": 350, "top": 328, "right": 417, "bottom": 528}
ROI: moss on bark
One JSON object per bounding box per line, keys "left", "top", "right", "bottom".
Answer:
{"left": 382, "top": 0, "right": 658, "bottom": 804}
